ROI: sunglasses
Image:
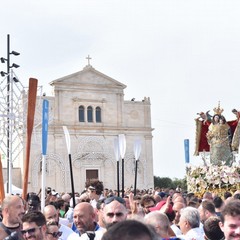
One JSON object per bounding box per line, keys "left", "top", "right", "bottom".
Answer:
{"left": 47, "top": 231, "right": 63, "bottom": 238}
{"left": 21, "top": 226, "right": 41, "bottom": 235}
{"left": 104, "top": 196, "right": 126, "bottom": 205}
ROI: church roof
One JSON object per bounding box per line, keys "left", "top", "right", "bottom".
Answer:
{"left": 49, "top": 64, "right": 127, "bottom": 90}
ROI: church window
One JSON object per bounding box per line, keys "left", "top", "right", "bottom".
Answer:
{"left": 96, "top": 107, "right": 101, "bottom": 123}
{"left": 79, "top": 105, "right": 85, "bottom": 122}
{"left": 87, "top": 106, "right": 93, "bottom": 122}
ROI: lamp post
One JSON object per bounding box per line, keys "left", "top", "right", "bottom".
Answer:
{"left": 0, "top": 34, "right": 20, "bottom": 193}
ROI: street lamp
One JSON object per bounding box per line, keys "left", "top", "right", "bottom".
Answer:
{"left": 0, "top": 34, "right": 20, "bottom": 193}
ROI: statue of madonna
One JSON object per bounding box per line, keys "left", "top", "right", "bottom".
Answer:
{"left": 206, "top": 110, "right": 233, "bottom": 166}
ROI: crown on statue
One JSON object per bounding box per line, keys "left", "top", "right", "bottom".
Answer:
{"left": 213, "top": 102, "right": 224, "bottom": 115}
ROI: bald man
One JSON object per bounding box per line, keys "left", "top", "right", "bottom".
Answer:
{"left": 67, "top": 202, "right": 104, "bottom": 240}
{"left": 173, "top": 202, "right": 185, "bottom": 225}
{"left": 172, "top": 201, "right": 185, "bottom": 235}
{"left": 43, "top": 204, "right": 73, "bottom": 239}
{"left": 0, "top": 195, "right": 25, "bottom": 239}
{"left": 144, "top": 211, "right": 173, "bottom": 239}
{"left": 102, "top": 196, "right": 128, "bottom": 230}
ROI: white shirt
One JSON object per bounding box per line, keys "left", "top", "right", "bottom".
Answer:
{"left": 59, "top": 224, "right": 75, "bottom": 240}
{"left": 67, "top": 227, "right": 105, "bottom": 240}
{"left": 79, "top": 230, "right": 105, "bottom": 240}
{"left": 171, "top": 224, "right": 182, "bottom": 236}
{"left": 178, "top": 227, "right": 204, "bottom": 240}
{"left": 59, "top": 217, "right": 70, "bottom": 226}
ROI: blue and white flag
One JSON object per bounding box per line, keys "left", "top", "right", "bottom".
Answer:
{"left": 42, "top": 100, "right": 49, "bottom": 155}
{"left": 184, "top": 139, "right": 190, "bottom": 164}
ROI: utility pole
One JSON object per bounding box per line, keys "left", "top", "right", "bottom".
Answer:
{"left": 0, "top": 34, "right": 22, "bottom": 193}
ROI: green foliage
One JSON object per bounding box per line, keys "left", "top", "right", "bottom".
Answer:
{"left": 154, "top": 176, "right": 187, "bottom": 191}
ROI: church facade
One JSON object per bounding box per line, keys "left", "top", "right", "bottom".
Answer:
{"left": 23, "top": 63, "right": 154, "bottom": 193}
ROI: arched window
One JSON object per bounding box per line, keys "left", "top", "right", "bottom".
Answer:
{"left": 96, "top": 107, "right": 101, "bottom": 123}
{"left": 79, "top": 105, "right": 85, "bottom": 122}
{"left": 87, "top": 106, "right": 93, "bottom": 122}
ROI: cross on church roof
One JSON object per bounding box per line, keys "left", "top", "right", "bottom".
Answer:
{"left": 86, "top": 55, "right": 92, "bottom": 66}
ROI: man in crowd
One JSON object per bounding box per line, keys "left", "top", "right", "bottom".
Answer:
{"left": 144, "top": 211, "right": 174, "bottom": 239}
{"left": 102, "top": 196, "right": 128, "bottom": 230}
{"left": 198, "top": 200, "right": 216, "bottom": 224}
{"left": 0, "top": 195, "right": 25, "bottom": 239}
{"left": 101, "top": 220, "right": 156, "bottom": 240}
{"left": 21, "top": 211, "right": 47, "bottom": 240}
{"left": 149, "top": 198, "right": 177, "bottom": 237}
{"left": 212, "top": 196, "right": 224, "bottom": 217}
{"left": 140, "top": 194, "right": 156, "bottom": 215}
{"left": 87, "top": 180, "right": 104, "bottom": 209}
{"left": 172, "top": 201, "right": 185, "bottom": 235}
{"left": 67, "top": 202, "right": 104, "bottom": 240}
{"left": 43, "top": 204, "right": 74, "bottom": 239}
{"left": 26, "top": 193, "right": 41, "bottom": 213}
{"left": 202, "top": 192, "right": 213, "bottom": 201}
{"left": 96, "top": 198, "right": 106, "bottom": 228}
{"left": 178, "top": 206, "right": 204, "bottom": 240}
{"left": 203, "top": 216, "right": 224, "bottom": 240}
{"left": 220, "top": 199, "right": 240, "bottom": 240}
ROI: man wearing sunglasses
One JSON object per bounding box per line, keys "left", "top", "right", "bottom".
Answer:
{"left": 21, "top": 211, "right": 47, "bottom": 240}
{"left": 46, "top": 221, "right": 63, "bottom": 239}
{"left": 0, "top": 195, "right": 25, "bottom": 239}
{"left": 43, "top": 204, "right": 74, "bottom": 239}
{"left": 102, "top": 196, "right": 128, "bottom": 230}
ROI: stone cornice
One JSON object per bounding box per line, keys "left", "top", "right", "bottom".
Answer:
{"left": 72, "top": 97, "right": 107, "bottom": 103}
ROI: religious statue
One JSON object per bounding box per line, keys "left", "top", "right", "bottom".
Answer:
{"left": 206, "top": 111, "right": 233, "bottom": 166}
{"left": 194, "top": 103, "right": 238, "bottom": 166}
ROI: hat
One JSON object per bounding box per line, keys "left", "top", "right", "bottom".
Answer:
{"left": 149, "top": 200, "right": 173, "bottom": 214}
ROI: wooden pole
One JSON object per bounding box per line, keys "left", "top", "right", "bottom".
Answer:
{"left": 22, "top": 78, "right": 38, "bottom": 200}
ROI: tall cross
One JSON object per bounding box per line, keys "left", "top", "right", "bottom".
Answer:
{"left": 86, "top": 55, "right": 92, "bottom": 65}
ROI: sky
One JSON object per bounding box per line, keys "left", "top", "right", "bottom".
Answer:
{"left": 1, "top": 0, "right": 240, "bottom": 179}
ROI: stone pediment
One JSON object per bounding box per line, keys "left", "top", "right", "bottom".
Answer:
{"left": 50, "top": 65, "right": 126, "bottom": 90}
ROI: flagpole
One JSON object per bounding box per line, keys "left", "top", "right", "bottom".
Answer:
{"left": 41, "top": 99, "right": 49, "bottom": 211}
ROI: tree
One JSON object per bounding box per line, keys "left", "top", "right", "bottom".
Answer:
{"left": 154, "top": 176, "right": 187, "bottom": 191}
{"left": 154, "top": 176, "right": 173, "bottom": 189}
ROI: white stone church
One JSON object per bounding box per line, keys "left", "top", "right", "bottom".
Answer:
{"left": 21, "top": 62, "right": 154, "bottom": 194}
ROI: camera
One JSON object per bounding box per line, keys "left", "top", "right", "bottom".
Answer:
{"left": 4, "top": 231, "right": 19, "bottom": 240}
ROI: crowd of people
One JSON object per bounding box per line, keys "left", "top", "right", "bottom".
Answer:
{"left": 0, "top": 181, "right": 240, "bottom": 240}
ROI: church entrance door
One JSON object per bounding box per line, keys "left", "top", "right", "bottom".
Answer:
{"left": 86, "top": 169, "right": 98, "bottom": 184}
